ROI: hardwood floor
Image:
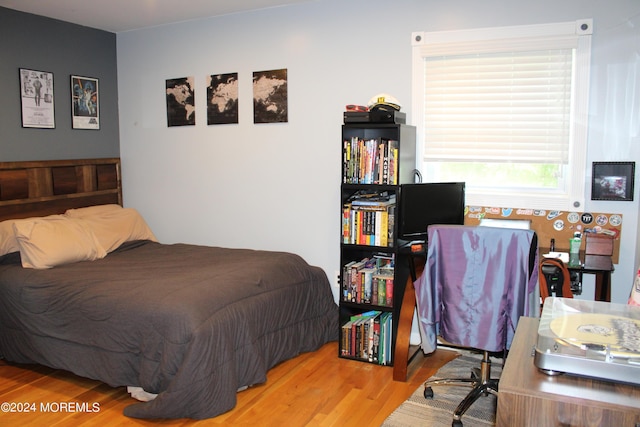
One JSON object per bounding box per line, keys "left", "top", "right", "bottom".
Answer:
{"left": 0, "top": 342, "right": 457, "bottom": 426}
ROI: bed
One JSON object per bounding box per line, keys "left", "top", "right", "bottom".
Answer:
{"left": 0, "top": 158, "right": 338, "bottom": 419}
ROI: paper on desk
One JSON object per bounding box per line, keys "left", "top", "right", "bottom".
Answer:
{"left": 543, "top": 252, "right": 569, "bottom": 263}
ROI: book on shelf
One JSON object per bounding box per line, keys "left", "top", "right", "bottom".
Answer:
{"left": 361, "top": 267, "right": 376, "bottom": 304}
{"left": 340, "top": 310, "right": 393, "bottom": 364}
{"left": 342, "top": 137, "right": 399, "bottom": 185}
{"left": 342, "top": 193, "right": 395, "bottom": 247}
{"left": 372, "top": 272, "right": 394, "bottom": 307}
{"left": 380, "top": 312, "right": 393, "bottom": 365}
{"left": 349, "top": 258, "right": 369, "bottom": 303}
{"left": 341, "top": 255, "right": 395, "bottom": 306}
{"left": 348, "top": 190, "right": 395, "bottom": 206}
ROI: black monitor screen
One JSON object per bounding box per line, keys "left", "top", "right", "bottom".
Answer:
{"left": 398, "top": 182, "right": 465, "bottom": 243}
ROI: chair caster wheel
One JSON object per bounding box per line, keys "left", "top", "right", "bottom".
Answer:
{"left": 452, "top": 419, "right": 463, "bottom": 427}
{"left": 423, "top": 386, "right": 434, "bottom": 399}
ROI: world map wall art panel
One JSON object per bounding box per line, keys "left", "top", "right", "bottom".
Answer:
{"left": 165, "top": 68, "right": 288, "bottom": 127}
{"left": 253, "top": 68, "right": 288, "bottom": 124}
{"left": 166, "top": 76, "right": 195, "bottom": 127}
{"left": 207, "top": 73, "right": 238, "bottom": 125}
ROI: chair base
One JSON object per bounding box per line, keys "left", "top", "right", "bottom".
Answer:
{"left": 423, "top": 351, "right": 499, "bottom": 427}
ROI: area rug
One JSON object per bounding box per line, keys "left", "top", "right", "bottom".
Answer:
{"left": 382, "top": 351, "right": 502, "bottom": 427}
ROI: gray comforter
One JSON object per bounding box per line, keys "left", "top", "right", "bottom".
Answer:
{"left": 0, "top": 241, "right": 338, "bottom": 419}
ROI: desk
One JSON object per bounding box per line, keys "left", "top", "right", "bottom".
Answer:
{"left": 542, "top": 249, "right": 614, "bottom": 302}
{"left": 496, "top": 317, "right": 640, "bottom": 427}
{"left": 572, "top": 254, "right": 614, "bottom": 302}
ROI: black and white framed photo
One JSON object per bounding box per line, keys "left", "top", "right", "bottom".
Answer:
{"left": 253, "top": 68, "right": 288, "bottom": 124}
{"left": 19, "top": 68, "right": 55, "bottom": 128}
{"left": 207, "top": 73, "right": 239, "bottom": 125}
{"left": 71, "top": 75, "right": 99, "bottom": 129}
{"left": 166, "top": 76, "right": 195, "bottom": 127}
{"left": 591, "top": 161, "right": 635, "bottom": 201}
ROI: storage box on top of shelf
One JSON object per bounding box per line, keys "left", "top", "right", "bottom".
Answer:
{"left": 343, "top": 110, "right": 406, "bottom": 124}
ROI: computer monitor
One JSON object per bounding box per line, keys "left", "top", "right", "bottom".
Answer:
{"left": 398, "top": 182, "right": 465, "bottom": 243}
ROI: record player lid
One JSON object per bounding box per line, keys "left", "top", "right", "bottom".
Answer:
{"left": 534, "top": 297, "right": 640, "bottom": 386}
{"left": 539, "top": 298, "right": 640, "bottom": 357}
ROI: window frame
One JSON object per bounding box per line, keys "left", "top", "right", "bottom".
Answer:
{"left": 411, "top": 20, "right": 593, "bottom": 211}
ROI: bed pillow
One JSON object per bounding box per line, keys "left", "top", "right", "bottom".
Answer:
{"left": 72, "top": 208, "right": 158, "bottom": 253}
{"left": 64, "top": 204, "right": 123, "bottom": 218}
{"left": 1, "top": 215, "right": 63, "bottom": 256}
{"left": 13, "top": 216, "right": 107, "bottom": 269}
{"left": 0, "top": 219, "right": 21, "bottom": 256}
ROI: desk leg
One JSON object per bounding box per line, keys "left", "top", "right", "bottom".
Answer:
{"left": 594, "top": 271, "right": 611, "bottom": 302}
{"left": 393, "top": 275, "right": 416, "bottom": 382}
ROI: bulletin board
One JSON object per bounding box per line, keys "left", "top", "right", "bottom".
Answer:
{"left": 464, "top": 206, "right": 623, "bottom": 263}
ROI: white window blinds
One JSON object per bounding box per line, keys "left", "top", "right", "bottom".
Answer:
{"left": 423, "top": 48, "right": 574, "bottom": 164}
{"left": 412, "top": 20, "right": 593, "bottom": 210}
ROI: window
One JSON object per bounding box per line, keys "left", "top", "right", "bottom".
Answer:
{"left": 411, "top": 20, "right": 592, "bottom": 210}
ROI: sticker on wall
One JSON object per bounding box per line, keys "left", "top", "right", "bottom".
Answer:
{"left": 553, "top": 219, "right": 565, "bottom": 231}
{"left": 207, "top": 73, "right": 238, "bottom": 125}
{"left": 595, "top": 215, "right": 609, "bottom": 226}
{"left": 253, "top": 68, "right": 288, "bottom": 124}
{"left": 547, "top": 211, "right": 561, "bottom": 220}
{"left": 581, "top": 213, "right": 594, "bottom": 225}
{"left": 166, "top": 76, "right": 195, "bottom": 127}
{"left": 567, "top": 212, "right": 580, "bottom": 224}
{"left": 610, "top": 215, "right": 622, "bottom": 226}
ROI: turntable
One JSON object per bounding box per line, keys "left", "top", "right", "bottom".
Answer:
{"left": 534, "top": 297, "right": 640, "bottom": 385}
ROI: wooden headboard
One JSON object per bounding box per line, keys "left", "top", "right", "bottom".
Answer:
{"left": 0, "top": 158, "right": 122, "bottom": 221}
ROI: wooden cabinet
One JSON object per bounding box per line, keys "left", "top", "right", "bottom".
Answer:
{"left": 497, "top": 317, "right": 640, "bottom": 426}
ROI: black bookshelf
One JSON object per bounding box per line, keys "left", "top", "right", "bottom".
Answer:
{"left": 339, "top": 122, "right": 416, "bottom": 366}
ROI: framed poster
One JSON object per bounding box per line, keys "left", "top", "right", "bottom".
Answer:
{"left": 253, "top": 68, "right": 288, "bottom": 123}
{"left": 591, "top": 161, "right": 635, "bottom": 201}
{"left": 166, "top": 76, "right": 195, "bottom": 127}
{"left": 71, "top": 75, "right": 99, "bottom": 129}
{"left": 207, "top": 73, "right": 238, "bottom": 125}
{"left": 19, "top": 68, "right": 55, "bottom": 128}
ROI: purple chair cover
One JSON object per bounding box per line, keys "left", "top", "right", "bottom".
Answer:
{"left": 415, "top": 225, "right": 538, "bottom": 354}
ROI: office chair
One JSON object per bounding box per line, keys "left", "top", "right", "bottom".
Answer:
{"left": 539, "top": 257, "right": 573, "bottom": 303}
{"left": 414, "top": 225, "right": 538, "bottom": 427}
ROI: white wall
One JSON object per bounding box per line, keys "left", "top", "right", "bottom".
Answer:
{"left": 117, "top": 0, "right": 640, "bottom": 304}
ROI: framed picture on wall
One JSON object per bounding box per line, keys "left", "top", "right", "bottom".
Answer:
{"left": 591, "top": 161, "right": 635, "bottom": 201}
{"left": 207, "top": 73, "right": 239, "bottom": 125}
{"left": 253, "top": 68, "right": 288, "bottom": 124}
{"left": 71, "top": 75, "right": 100, "bottom": 129}
{"left": 19, "top": 68, "right": 55, "bottom": 128}
{"left": 166, "top": 76, "right": 195, "bottom": 126}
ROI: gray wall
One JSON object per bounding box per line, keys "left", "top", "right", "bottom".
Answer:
{"left": 0, "top": 7, "right": 119, "bottom": 161}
